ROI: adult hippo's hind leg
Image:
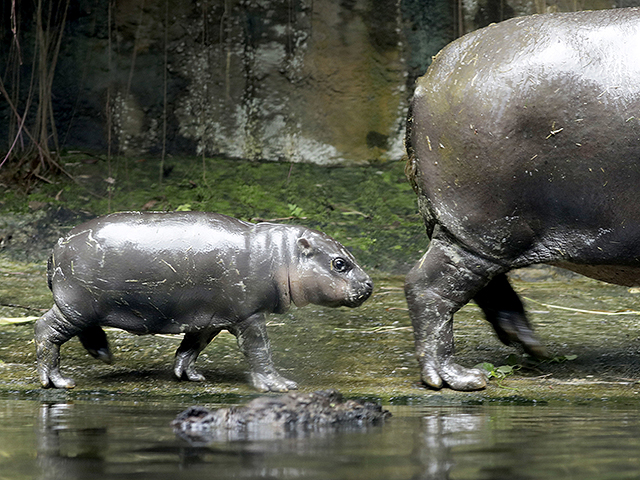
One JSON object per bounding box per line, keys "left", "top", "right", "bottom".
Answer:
{"left": 473, "top": 273, "right": 547, "bottom": 359}
{"left": 174, "top": 329, "right": 222, "bottom": 382}
{"left": 35, "top": 305, "right": 83, "bottom": 389}
{"left": 229, "top": 313, "right": 298, "bottom": 392}
{"left": 405, "top": 237, "right": 503, "bottom": 391}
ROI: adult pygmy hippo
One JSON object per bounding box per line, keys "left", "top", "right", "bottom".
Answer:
{"left": 405, "top": 8, "right": 640, "bottom": 390}
{"left": 35, "top": 212, "right": 372, "bottom": 391}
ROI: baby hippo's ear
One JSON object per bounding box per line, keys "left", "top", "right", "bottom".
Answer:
{"left": 297, "top": 237, "right": 315, "bottom": 257}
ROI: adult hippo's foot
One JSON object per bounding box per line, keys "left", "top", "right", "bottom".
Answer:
{"left": 420, "top": 361, "right": 487, "bottom": 391}
{"left": 251, "top": 372, "right": 298, "bottom": 393}
{"left": 174, "top": 359, "right": 206, "bottom": 382}
{"left": 486, "top": 311, "right": 547, "bottom": 359}
{"left": 474, "top": 273, "right": 548, "bottom": 359}
{"left": 78, "top": 325, "right": 113, "bottom": 364}
{"left": 36, "top": 337, "right": 76, "bottom": 389}
{"left": 405, "top": 236, "right": 502, "bottom": 391}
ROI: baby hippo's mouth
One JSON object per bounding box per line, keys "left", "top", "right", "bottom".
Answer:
{"left": 344, "top": 279, "right": 373, "bottom": 308}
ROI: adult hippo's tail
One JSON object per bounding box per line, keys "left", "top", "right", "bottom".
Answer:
{"left": 404, "top": 101, "right": 418, "bottom": 194}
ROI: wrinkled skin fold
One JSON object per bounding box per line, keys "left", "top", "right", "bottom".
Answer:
{"left": 36, "top": 212, "right": 373, "bottom": 391}
{"left": 405, "top": 8, "right": 640, "bottom": 390}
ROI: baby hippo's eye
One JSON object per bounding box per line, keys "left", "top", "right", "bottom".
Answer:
{"left": 332, "top": 257, "right": 350, "bottom": 273}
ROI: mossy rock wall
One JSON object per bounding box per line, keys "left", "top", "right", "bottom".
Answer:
{"left": 2, "top": 0, "right": 639, "bottom": 165}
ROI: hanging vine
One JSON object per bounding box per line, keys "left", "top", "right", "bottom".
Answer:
{"left": 1, "top": 0, "right": 71, "bottom": 189}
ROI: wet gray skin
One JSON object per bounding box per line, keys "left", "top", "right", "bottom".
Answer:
{"left": 405, "top": 8, "right": 640, "bottom": 391}
{"left": 35, "top": 212, "right": 373, "bottom": 392}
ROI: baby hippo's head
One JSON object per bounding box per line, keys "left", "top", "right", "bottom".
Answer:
{"left": 289, "top": 230, "right": 373, "bottom": 309}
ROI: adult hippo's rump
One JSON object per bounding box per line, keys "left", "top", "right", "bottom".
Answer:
{"left": 404, "top": 8, "right": 640, "bottom": 391}
{"left": 36, "top": 212, "right": 372, "bottom": 391}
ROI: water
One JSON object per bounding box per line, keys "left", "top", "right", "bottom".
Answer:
{"left": 4, "top": 263, "right": 640, "bottom": 478}
{"left": 2, "top": 398, "right": 640, "bottom": 480}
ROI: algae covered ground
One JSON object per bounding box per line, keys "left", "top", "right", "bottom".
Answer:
{"left": 2, "top": 155, "right": 640, "bottom": 406}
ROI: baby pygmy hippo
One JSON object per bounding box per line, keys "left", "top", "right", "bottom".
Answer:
{"left": 35, "top": 212, "right": 373, "bottom": 392}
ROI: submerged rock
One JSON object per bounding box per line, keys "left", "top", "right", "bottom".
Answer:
{"left": 172, "top": 389, "right": 391, "bottom": 443}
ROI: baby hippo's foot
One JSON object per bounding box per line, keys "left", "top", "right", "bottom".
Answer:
{"left": 39, "top": 367, "right": 76, "bottom": 389}
{"left": 35, "top": 334, "right": 76, "bottom": 389}
{"left": 174, "top": 357, "right": 206, "bottom": 382}
{"left": 250, "top": 372, "right": 298, "bottom": 392}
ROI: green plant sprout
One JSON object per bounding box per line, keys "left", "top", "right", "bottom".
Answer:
{"left": 476, "top": 353, "right": 578, "bottom": 389}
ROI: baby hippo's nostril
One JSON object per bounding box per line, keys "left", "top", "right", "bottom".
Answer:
{"left": 362, "top": 280, "right": 374, "bottom": 300}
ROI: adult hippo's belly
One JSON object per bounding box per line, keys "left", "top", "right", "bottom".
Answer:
{"left": 404, "top": 8, "right": 640, "bottom": 391}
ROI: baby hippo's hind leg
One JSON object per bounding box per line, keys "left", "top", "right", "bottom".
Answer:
{"left": 35, "top": 305, "right": 84, "bottom": 389}
{"left": 174, "top": 329, "right": 221, "bottom": 382}
{"left": 78, "top": 325, "right": 113, "bottom": 364}
{"left": 473, "top": 273, "right": 547, "bottom": 359}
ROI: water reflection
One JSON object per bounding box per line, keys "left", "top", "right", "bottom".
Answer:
{"left": 414, "top": 410, "right": 488, "bottom": 479}
{"left": 37, "top": 403, "right": 108, "bottom": 480}
{"left": 0, "top": 399, "right": 635, "bottom": 479}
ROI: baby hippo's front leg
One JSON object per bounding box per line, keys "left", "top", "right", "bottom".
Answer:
{"left": 174, "top": 329, "right": 222, "bottom": 382}
{"left": 230, "top": 314, "right": 298, "bottom": 392}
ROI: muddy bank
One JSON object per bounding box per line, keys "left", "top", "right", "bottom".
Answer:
{"left": 2, "top": 258, "right": 640, "bottom": 406}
